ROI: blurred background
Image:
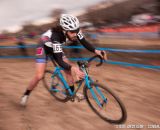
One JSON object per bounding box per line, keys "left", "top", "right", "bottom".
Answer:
{"left": 0, "top": 0, "right": 160, "bottom": 130}
{"left": 0, "top": 0, "right": 160, "bottom": 65}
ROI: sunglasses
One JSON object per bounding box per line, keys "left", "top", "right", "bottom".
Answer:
{"left": 68, "top": 28, "right": 80, "bottom": 33}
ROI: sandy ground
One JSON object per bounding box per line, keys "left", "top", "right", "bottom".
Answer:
{"left": 0, "top": 59, "right": 160, "bottom": 130}
{"left": 0, "top": 38, "right": 160, "bottom": 130}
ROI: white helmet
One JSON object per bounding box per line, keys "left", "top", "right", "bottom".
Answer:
{"left": 60, "top": 14, "right": 80, "bottom": 31}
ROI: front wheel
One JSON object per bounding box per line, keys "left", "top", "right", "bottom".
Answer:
{"left": 42, "top": 70, "right": 69, "bottom": 102}
{"left": 84, "top": 82, "right": 127, "bottom": 124}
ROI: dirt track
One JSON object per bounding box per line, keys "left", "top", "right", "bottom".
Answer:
{"left": 0, "top": 59, "right": 160, "bottom": 130}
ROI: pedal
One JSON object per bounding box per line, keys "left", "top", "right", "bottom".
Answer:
{"left": 75, "top": 95, "right": 86, "bottom": 102}
{"left": 70, "top": 98, "right": 75, "bottom": 102}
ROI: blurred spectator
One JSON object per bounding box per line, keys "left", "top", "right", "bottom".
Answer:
{"left": 0, "top": 34, "right": 8, "bottom": 41}
{"left": 27, "top": 32, "right": 37, "bottom": 39}
{"left": 16, "top": 36, "right": 28, "bottom": 56}
{"left": 158, "top": 27, "right": 160, "bottom": 38}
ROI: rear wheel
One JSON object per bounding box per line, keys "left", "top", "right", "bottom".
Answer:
{"left": 84, "top": 82, "right": 127, "bottom": 124}
{"left": 42, "top": 70, "right": 69, "bottom": 102}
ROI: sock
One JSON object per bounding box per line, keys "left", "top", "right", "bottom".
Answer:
{"left": 69, "top": 85, "right": 75, "bottom": 92}
{"left": 23, "top": 90, "right": 32, "bottom": 96}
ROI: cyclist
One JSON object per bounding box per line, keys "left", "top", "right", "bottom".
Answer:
{"left": 20, "top": 14, "right": 107, "bottom": 106}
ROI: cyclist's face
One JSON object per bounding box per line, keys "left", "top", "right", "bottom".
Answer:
{"left": 66, "top": 31, "right": 77, "bottom": 41}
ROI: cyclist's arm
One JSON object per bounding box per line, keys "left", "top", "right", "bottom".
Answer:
{"left": 41, "top": 35, "right": 72, "bottom": 71}
{"left": 52, "top": 41, "right": 72, "bottom": 70}
{"left": 77, "top": 31, "right": 95, "bottom": 53}
{"left": 53, "top": 52, "right": 71, "bottom": 71}
{"left": 77, "top": 31, "right": 107, "bottom": 60}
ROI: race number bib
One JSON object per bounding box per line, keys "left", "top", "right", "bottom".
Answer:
{"left": 77, "top": 31, "right": 84, "bottom": 40}
{"left": 53, "top": 44, "right": 63, "bottom": 53}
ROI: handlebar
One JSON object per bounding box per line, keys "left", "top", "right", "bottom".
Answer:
{"left": 88, "top": 51, "right": 105, "bottom": 67}
{"left": 77, "top": 51, "right": 105, "bottom": 68}
{"left": 87, "top": 55, "right": 103, "bottom": 67}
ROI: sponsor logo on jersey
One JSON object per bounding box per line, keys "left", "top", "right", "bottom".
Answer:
{"left": 36, "top": 47, "right": 43, "bottom": 55}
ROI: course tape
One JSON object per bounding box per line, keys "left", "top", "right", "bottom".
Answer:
{"left": 0, "top": 45, "right": 160, "bottom": 53}
{"left": 69, "top": 58, "right": 160, "bottom": 70}
{"left": 0, "top": 56, "right": 36, "bottom": 59}
{"left": 0, "top": 45, "right": 36, "bottom": 49}
{"left": 0, "top": 56, "right": 159, "bottom": 70}
{"left": 64, "top": 46, "right": 160, "bottom": 53}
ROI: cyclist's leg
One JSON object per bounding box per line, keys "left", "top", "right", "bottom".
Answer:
{"left": 62, "top": 55, "right": 75, "bottom": 92}
{"left": 20, "top": 44, "right": 47, "bottom": 106}
{"left": 27, "top": 62, "right": 46, "bottom": 90}
{"left": 63, "top": 56, "right": 84, "bottom": 99}
{"left": 27, "top": 44, "right": 48, "bottom": 91}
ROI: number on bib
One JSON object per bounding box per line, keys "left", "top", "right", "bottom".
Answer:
{"left": 77, "top": 32, "right": 84, "bottom": 40}
{"left": 53, "top": 44, "right": 63, "bottom": 53}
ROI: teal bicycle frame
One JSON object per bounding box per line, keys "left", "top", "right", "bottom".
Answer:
{"left": 50, "top": 65, "right": 107, "bottom": 108}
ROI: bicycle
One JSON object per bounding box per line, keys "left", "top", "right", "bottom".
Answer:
{"left": 42, "top": 55, "right": 127, "bottom": 124}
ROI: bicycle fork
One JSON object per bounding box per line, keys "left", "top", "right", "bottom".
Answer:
{"left": 86, "top": 77, "right": 108, "bottom": 108}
